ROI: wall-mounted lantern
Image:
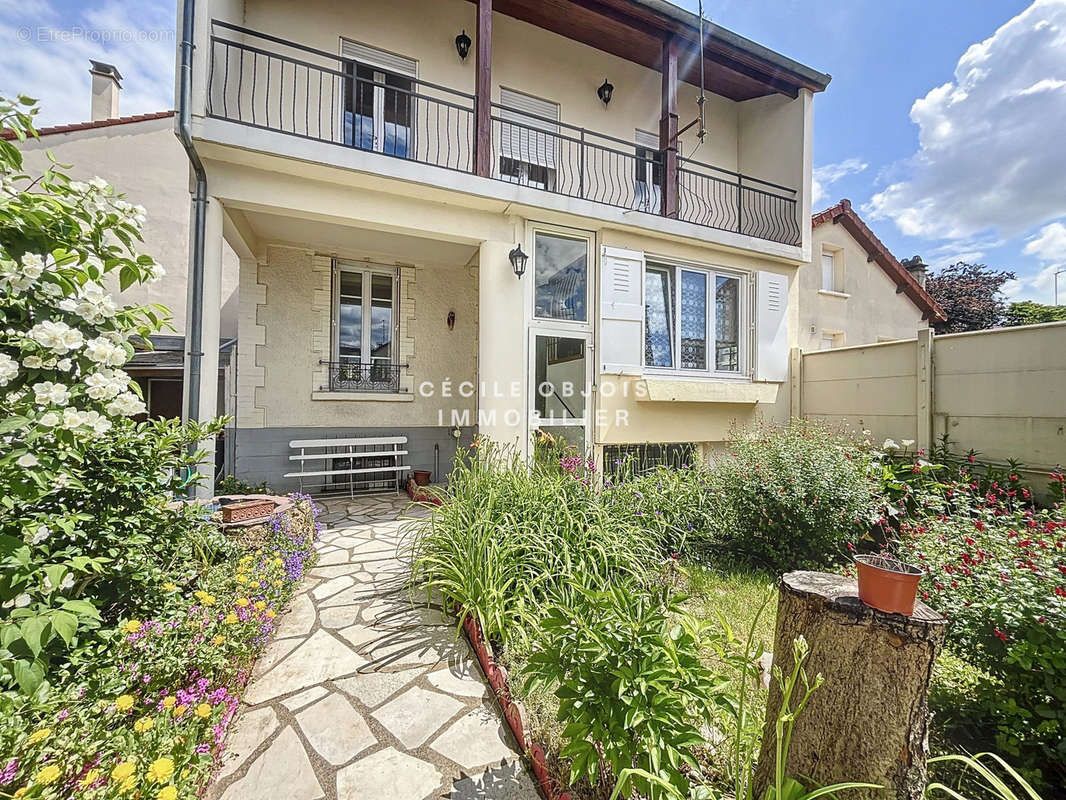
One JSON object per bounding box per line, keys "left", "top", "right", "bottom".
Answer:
{"left": 455, "top": 30, "right": 472, "bottom": 61}
{"left": 597, "top": 78, "right": 614, "bottom": 106}
{"left": 508, "top": 245, "right": 528, "bottom": 279}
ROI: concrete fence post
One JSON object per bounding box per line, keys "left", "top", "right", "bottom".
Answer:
{"left": 789, "top": 346, "right": 802, "bottom": 420}
{"left": 915, "top": 328, "right": 933, "bottom": 452}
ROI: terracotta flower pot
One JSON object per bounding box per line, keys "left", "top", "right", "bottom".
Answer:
{"left": 854, "top": 554, "right": 922, "bottom": 616}
{"left": 412, "top": 469, "right": 432, "bottom": 486}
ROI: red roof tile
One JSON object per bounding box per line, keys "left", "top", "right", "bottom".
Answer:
{"left": 1, "top": 110, "right": 174, "bottom": 140}
{"left": 812, "top": 199, "right": 947, "bottom": 323}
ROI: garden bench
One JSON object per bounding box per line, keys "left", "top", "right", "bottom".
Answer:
{"left": 283, "top": 436, "right": 410, "bottom": 496}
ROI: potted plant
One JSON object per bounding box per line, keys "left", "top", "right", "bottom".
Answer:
{"left": 853, "top": 554, "right": 922, "bottom": 616}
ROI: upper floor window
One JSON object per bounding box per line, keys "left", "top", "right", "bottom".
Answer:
{"left": 342, "top": 41, "right": 417, "bottom": 158}
{"left": 534, "top": 230, "right": 589, "bottom": 322}
{"left": 633, "top": 129, "right": 665, "bottom": 214}
{"left": 644, "top": 262, "right": 744, "bottom": 374}
{"left": 821, "top": 247, "right": 843, "bottom": 292}
{"left": 499, "top": 89, "right": 559, "bottom": 191}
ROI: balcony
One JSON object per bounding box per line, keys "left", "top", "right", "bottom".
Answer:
{"left": 206, "top": 21, "right": 801, "bottom": 247}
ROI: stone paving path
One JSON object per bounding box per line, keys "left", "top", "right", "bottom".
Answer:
{"left": 207, "top": 494, "right": 539, "bottom": 800}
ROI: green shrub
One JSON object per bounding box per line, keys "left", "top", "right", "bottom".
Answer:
{"left": 409, "top": 440, "right": 658, "bottom": 647}
{"left": 523, "top": 583, "right": 728, "bottom": 799}
{"left": 708, "top": 422, "right": 876, "bottom": 573}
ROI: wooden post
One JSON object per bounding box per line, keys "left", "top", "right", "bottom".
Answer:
{"left": 659, "top": 35, "right": 678, "bottom": 219}
{"left": 754, "top": 572, "right": 946, "bottom": 800}
{"left": 474, "top": 0, "right": 493, "bottom": 178}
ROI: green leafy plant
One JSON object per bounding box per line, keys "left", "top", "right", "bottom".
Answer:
{"left": 927, "top": 753, "right": 1042, "bottom": 800}
{"left": 523, "top": 583, "right": 730, "bottom": 799}
{"left": 215, "top": 474, "right": 273, "bottom": 495}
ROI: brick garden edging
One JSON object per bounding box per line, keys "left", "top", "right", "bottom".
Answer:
{"left": 461, "top": 613, "right": 573, "bottom": 800}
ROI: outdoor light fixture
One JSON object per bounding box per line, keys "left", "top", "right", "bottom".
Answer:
{"left": 455, "top": 30, "right": 471, "bottom": 61}
{"left": 597, "top": 78, "right": 614, "bottom": 106}
{"left": 508, "top": 244, "right": 528, "bottom": 279}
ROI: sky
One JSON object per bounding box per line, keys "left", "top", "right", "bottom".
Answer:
{"left": 1, "top": 0, "right": 1064, "bottom": 304}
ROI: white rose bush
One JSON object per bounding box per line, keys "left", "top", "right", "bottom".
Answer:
{"left": 0, "top": 96, "right": 223, "bottom": 696}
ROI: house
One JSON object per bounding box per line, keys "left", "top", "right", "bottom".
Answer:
{"left": 804, "top": 199, "right": 945, "bottom": 349}
{"left": 11, "top": 63, "right": 240, "bottom": 432}
{"left": 175, "top": 0, "right": 832, "bottom": 493}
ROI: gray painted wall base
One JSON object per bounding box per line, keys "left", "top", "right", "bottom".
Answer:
{"left": 234, "top": 426, "right": 474, "bottom": 494}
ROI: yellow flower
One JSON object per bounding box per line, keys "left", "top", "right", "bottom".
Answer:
{"left": 193, "top": 590, "right": 207, "bottom": 600}
{"left": 173, "top": 704, "right": 187, "bottom": 717}
{"left": 163, "top": 583, "right": 178, "bottom": 592}
{"left": 120, "top": 775, "right": 137, "bottom": 793}
{"left": 80, "top": 769, "right": 101, "bottom": 788}
{"left": 235, "top": 598, "right": 250, "bottom": 608}
{"left": 249, "top": 581, "right": 261, "bottom": 589}
{"left": 14, "top": 788, "right": 27, "bottom": 798}
{"left": 122, "top": 620, "right": 143, "bottom": 634}
{"left": 212, "top": 635, "right": 225, "bottom": 646}
{"left": 134, "top": 716, "right": 155, "bottom": 733}
{"left": 201, "top": 595, "right": 216, "bottom": 606}
{"left": 111, "top": 761, "right": 137, "bottom": 783}
{"left": 224, "top": 613, "right": 238, "bottom": 625}
{"left": 273, "top": 558, "right": 283, "bottom": 567}
{"left": 147, "top": 758, "right": 174, "bottom": 784}
{"left": 158, "top": 786, "right": 178, "bottom": 800}
{"left": 254, "top": 601, "right": 266, "bottom": 611}
{"left": 26, "top": 727, "right": 51, "bottom": 745}
{"left": 235, "top": 575, "right": 248, "bottom": 585}
{"left": 162, "top": 696, "right": 176, "bottom": 709}
{"left": 194, "top": 703, "right": 211, "bottom": 719}
{"left": 35, "top": 765, "right": 62, "bottom": 785}
{"left": 115, "top": 694, "right": 135, "bottom": 712}
{"left": 265, "top": 610, "right": 276, "bottom": 619}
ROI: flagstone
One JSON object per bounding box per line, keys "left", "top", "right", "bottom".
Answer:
{"left": 251, "top": 636, "right": 302, "bottom": 679}
{"left": 274, "top": 592, "right": 316, "bottom": 638}
{"left": 315, "top": 549, "right": 353, "bottom": 566}
{"left": 215, "top": 706, "right": 279, "bottom": 779}
{"left": 333, "top": 665, "right": 424, "bottom": 709}
{"left": 336, "top": 747, "right": 442, "bottom": 800}
{"left": 279, "top": 685, "right": 330, "bottom": 712}
{"left": 427, "top": 664, "right": 491, "bottom": 699}
{"left": 311, "top": 574, "right": 356, "bottom": 600}
{"left": 430, "top": 706, "right": 516, "bottom": 770}
{"left": 244, "top": 630, "right": 366, "bottom": 704}
{"left": 449, "top": 760, "right": 540, "bottom": 800}
{"left": 218, "top": 726, "right": 323, "bottom": 800}
{"left": 371, "top": 686, "right": 464, "bottom": 748}
{"left": 297, "top": 692, "right": 376, "bottom": 765}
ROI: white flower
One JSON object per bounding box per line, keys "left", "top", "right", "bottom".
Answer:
{"left": 0, "top": 352, "right": 16, "bottom": 385}
{"left": 106, "top": 392, "right": 146, "bottom": 417}
{"left": 59, "top": 574, "right": 74, "bottom": 591}
{"left": 80, "top": 409, "right": 112, "bottom": 436}
{"left": 89, "top": 176, "right": 109, "bottom": 191}
{"left": 84, "top": 369, "right": 125, "bottom": 400}
{"left": 33, "top": 381, "right": 70, "bottom": 406}
{"left": 13, "top": 593, "right": 31, "bottom": 608}
{"left": 28, "top": 320, "right": 83, "bottom": 354}
{"left": 901, "top": 439, "right": 915, "bottom": 448}
{"left": 39, "top": 281, "right": 63, "bottom": 298}
{"left": 42, "top": 576, "right": 53, "bottom": 591}
{"left": 61, "top": 407, "right": 85, "bottom": 429}
{"left": 16, "top": 453, "right": 38, "bottom": 468}
{"left": 56, "top": 358, "right": 72, "bottom": 372}
{"left": 31, "top": 525, "right": 51, "bottom": 545}
{"left": 58, "top": 298, "right": 77, "bottom": 312}
{"left": 882, "top": 439, "right": 900, "bottom": 451}
{"left": 84, "top": 336, "right": 127, "bottom": 367}
{"left": 145, "top": 261, "right": 165, "bottom": 283}
{"left": 68, "top": 180, "right": 89, "bottom": 194}
{"left": 20, "top": 252, "right": 45, "bottom": 280}
{"left": 73, "top": 283, "right": 118, "bottom": 324}
{"left": 38, "top": 411, "right": 60, "bottom": 427}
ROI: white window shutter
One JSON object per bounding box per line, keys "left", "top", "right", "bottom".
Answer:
{"left": 340, "top": 40, "right": 418, "bottom": 77}
{"left": 755, "top": 270, "right": 789, "bottom": 382}
{"left": 599, "top": 246, "right": 644, "bottom": 374}
{"left": 499, "top": 88, "right": 559, "bottom": 169}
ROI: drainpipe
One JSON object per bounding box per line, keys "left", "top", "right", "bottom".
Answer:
{"left": 178, "top": 0, "right": 208, "bottom": 495}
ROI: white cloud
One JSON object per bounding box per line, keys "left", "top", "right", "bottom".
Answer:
{"left": 0, "top": 0, "right": 175, "bottom": 127}
{"left": 812, "top": 157, "right": 867, "bottom": 207}
{"left": 865, "top": 0, "right": 1066, "bottom": 240}
{"left": 1010, "top": 220, "right": 1066, "bottom": 301}
{"left": 1023, "top": 220, "right": 1066, "bottom": 260}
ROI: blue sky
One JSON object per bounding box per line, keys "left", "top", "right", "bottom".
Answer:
{"left": 2, "top": 0, "right": 1064, "bottom": 303}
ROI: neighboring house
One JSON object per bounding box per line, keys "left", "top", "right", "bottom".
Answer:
{"left": 180, "top": 0, "right": 833, "bottom": 493}
{"left": 804, "top": 199, "right": 946, "bottom": 349}
{"left": 10, "top": 62, "right": 240, "bottom": 472}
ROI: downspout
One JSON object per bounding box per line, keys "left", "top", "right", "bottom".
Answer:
{"left": 178, "top": 0, "right": 208, "bottom": 495}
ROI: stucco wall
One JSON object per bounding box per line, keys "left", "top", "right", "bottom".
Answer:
{"left": 243, "top": 244, "right": 477, "bottom": 430}
{"left": 799, "top": 222, "right": 927, "bottom": 350}
{"left": 17, "top": 118, "right": 238, "bottom": 336}
{"left": 798, "top": 323, "right": 1066, "bottom": 480}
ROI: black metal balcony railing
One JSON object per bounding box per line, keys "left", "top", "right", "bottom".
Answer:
{"left": 206, "top": 21, "right": 801, "bottom": 247}
{"left": 320, "top": 361, "right": 404, "bottom": 393}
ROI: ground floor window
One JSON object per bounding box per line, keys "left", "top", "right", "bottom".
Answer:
{"left": 604, "top": 442, "right": 699, "bottom": 479}
{"left": 644, "top": 262, "right": 744, "bottom": 375}
{"left": 332, "top": 261, "right": 399, "bottom": 391}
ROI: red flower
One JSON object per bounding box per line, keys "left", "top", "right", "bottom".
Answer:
{"left": 994, "top": 628, "right": 1008, "bottom": 642}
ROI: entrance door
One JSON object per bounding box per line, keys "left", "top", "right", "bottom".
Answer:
{"left": 528, "top": 330, "right": 592, "bottom": 455}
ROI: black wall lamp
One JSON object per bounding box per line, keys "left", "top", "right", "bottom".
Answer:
{"left": 455, "top": 30, "right": 472, "bottom": 61}
{"left": 508, "top": 245, "right": 528, "bottom": 279}
{"left": 597, "top": 78, "right": 614, "bottom": 106}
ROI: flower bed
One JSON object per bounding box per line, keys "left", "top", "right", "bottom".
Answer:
{"left": 0, "top": 498, "right": 320, "bottom": 799}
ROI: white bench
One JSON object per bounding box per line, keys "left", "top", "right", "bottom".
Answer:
{"left": 283, "top": 436, "right": 410, "bottom": 496}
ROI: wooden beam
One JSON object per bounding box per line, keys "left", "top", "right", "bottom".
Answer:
{"left": 659, "top": 35, "right": 678, "bottom": 219}
{"left": 475, "top": 0, "right": 493, "bottom": 178}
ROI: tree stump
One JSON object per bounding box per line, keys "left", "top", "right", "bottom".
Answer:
{"left": 753, "top": 571, "right": 946, "bottom": 800}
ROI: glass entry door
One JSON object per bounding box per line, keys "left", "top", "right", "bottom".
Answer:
{"left": 344, "top": 63, "right": 413, "bottom": 157}
{"left": 529, "top": 331, "right": 592, "bottom": 454}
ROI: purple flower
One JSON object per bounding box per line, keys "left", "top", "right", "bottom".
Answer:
{"left": 1, "top": 758, "right": 19, "bottom": 785}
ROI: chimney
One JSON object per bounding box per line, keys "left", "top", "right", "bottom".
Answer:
{"left": 901, "top": 255, "right": 928, "bottom": 289}
{"left": 89, "top": 60, "right": 122, "bottom": 122}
